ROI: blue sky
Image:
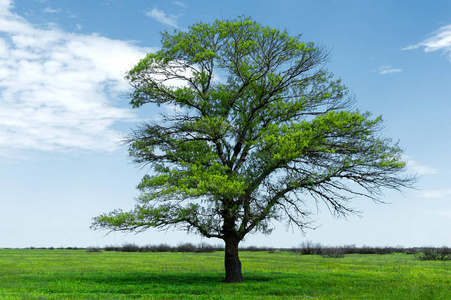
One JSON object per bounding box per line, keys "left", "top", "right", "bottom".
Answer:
{"left": 1, "top": 0, "right": 450, "bottom": 248}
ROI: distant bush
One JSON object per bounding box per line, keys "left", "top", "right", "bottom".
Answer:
{"left": 103, "top": 245, "right": 122, "bottom": 252}
{"left": 100, "top": 243, "right": 222, "bottom": 253}
{"left": 339, "top": 244, "right": 358, "bottom": 254}
{"left": 239, "top": 245, "right": 275, "bottom": 252}
{"left": 295, "top": 241, "right": 323, "bottom": 255}
{"left": 289, "top": 242, "right": 423, "bottom": 256}
{"left": 197, "top": 243, "right": 222, "bottom": 253}
{"left": 86, "top": 247, "right": 102, "bottom": 253}
{"left": 356, "top": 246, "right": 407, "bottom": 255}
{"left": 416, "top": 247, "right": 451, "bottom": 261}
{"left": 321, "top": 248, "right": 345, "bottom": 258}
{"left": 405, "top": 248, "right": 420, "bottom": 255}
{"left": 121, "top": 243, "right": 141, "bottom": 252}
{"left": 153, "top": 243, "right": 173, "bottom": 252}
{"left": 63, "top": 247, "right": 83, "bottom": 250}
{"left": 176, "top": 243, "right": 197, "bottom": 252}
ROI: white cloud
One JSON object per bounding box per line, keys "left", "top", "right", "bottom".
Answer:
{"left": 377, "top": 65, "right": 402, "bottom": 75}
{"left": 0, "top": 0, "right": 155, "bottom": 156}
{"left": 0, "top": 0, "right": 13, "bottom": 16}
{"left": 145, "top": 8, "right": 180, "bottom": 28}
{"left": 404, "top": 157, "right": 439, "bottom": 176}
{"left": 43, "top": 7, "right": 60, "bottom": 13}
{"left": 417, "top": 188, "right": 451, "bottom": 199}
{"left": 173, "top": 1, "right": 186, "bottom": 7}
{"left": 403, "top": 24, "right": 451, "bottom": 62}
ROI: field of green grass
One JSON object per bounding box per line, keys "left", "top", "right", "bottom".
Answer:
{"left": 0, "top": 249, "right": 449, "bottom": 299}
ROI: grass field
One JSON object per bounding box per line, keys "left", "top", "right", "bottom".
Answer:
{"left": 0, "top": 249, "right": 450, "bottom": 299}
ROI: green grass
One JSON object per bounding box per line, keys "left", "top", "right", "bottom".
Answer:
{"left": 0, "top": 249, "right": 449, "bottom": 299}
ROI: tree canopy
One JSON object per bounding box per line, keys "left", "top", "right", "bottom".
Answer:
{"left": 92, "top": 16, "right": 416, "bottom": 283}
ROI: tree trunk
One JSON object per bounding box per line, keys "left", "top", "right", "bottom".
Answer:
{"left": 223, "top": 236, "right": 243, "bottom": 283}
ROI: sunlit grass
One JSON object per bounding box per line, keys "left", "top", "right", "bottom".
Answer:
{"left": 0, "top": 249, "right": 449, "bottom": 299}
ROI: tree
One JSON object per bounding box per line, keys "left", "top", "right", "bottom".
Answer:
{"left": 91, "top": 17, "right": 416, "bottom": 283}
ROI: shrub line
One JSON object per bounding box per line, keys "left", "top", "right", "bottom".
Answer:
{"left": 3, "top": 242, "right": 450, "bottom": 260}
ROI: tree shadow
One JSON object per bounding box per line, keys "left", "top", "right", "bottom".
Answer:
{"left": 83, "top": 271, "right": 279, "bottom": 286}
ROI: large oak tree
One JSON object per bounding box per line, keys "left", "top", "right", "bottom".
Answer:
{"left": 92, "top": 17, "right": 415, "bottom": 283}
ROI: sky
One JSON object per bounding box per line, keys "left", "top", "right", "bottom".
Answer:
{"left": 0, "top": 0, "right": 450, "bottom": 249}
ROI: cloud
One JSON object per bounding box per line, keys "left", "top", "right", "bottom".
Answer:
{"left": 376, "top": 65, "right": 402, "bottom": 75}
{"left": 417, "top": 188, "right": 451, "bottom": 199}
{"left": 43, "top": 7, "right": 60, "bottom": 13}
{"left": 403, "top": 24, "right": 451, "bottom": 61}
{"left": 145, "top": 8, "right": 180, "bottom": 28}
{"left": 404, "top": 157, "right": 439, "bottom": 176}
{"left": 173, "top": 1, "right": 186, "bottom": 7}
{"left": 0, "top": 0, "right": 13, "bottom": 16}
{"left": 0, "top": 0, "right": 155, "bottom": 157}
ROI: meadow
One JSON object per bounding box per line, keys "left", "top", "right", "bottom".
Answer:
{"left": 0, "top": 248, "right": 449, "bottom": 299}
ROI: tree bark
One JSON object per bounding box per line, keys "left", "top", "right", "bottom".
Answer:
{"left": 223, "top": 236, "right": 243, "bottom": 283}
